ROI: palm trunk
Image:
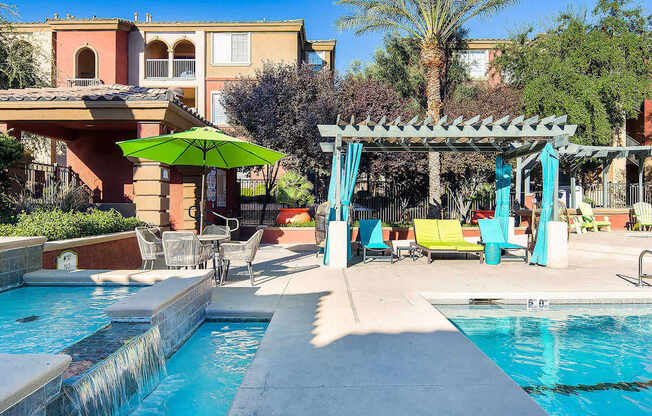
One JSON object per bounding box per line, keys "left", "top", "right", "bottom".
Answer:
{"left": 421, "top": 41, "right": 445, "bottom": 207}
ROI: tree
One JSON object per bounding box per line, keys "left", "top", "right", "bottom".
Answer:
{"left": 337, "top": 75, "right": 428, "bottom": 221}
{"left": 441, "top": 85, "right": 523, "bottom": 222}
{"left": 221, "top": 63, "right": 338, "bottom": 223}
{"left": 493, "top": 0, "right": 651, "bottom": 147}
{"left": 336, "top": 0, "right": 519, "bottom": 205}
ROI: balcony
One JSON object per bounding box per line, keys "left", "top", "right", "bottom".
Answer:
{"left": 145, "top": 59, "right": 169, "bottom": 79}
{"left": 145, "top": 58, "right": 196, "bottom": 80}
{"left": 66, "top": 78, "right": 103, "bottom": 88}
{"left": 173, "top": 59, "right": 195, "bottom": 79}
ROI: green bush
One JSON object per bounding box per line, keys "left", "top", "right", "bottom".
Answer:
{"left": 0, "top": 208, "right": 145, "bottom": 241}
{"left": 271, "top": 171, "right": 315, "bottom": 207}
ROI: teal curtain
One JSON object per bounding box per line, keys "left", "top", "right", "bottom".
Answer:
{"left": 530, "top": 143, "right": 559, "bottom": 266}
{"left": 342, "top": 144, "right": 363, "bottom": 259}
{"left": 495, "top": 155, "right": 512, "bottom": 241}
{"left": 323, "top": 143, "right": 363, "bottom": 265}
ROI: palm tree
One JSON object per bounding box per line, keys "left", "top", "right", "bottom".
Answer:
{"left": 336, "top": 0, "right": 518, "bottom": 204}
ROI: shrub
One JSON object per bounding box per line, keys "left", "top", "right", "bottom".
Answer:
{"left": 271, "top": 171, "right": 315, "bottom": 207}
{"left": 0, "top": 208, "right": 145, "bottom": 241}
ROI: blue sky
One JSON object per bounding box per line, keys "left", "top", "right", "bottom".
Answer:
{"left": 11, "top": 0, "right": 631, "bottom": 72}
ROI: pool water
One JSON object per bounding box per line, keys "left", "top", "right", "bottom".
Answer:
{"left": 0, "top": 286, "right": 138, "bottom": 354}
{"left": 132, "top": 321, "right": 267, "bottom": 416}
{"left": 437, "top": 305, "right": 652, "bottom": 416}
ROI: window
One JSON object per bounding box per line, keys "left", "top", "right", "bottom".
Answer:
{"left": 306, "top": 51, "right": 326, "bottom": 71}
{"left": 212, "top": 92, "right": 228, "bottom": 125}
{"left": 456, "top": 50, "right": 489, "bottom": 80}
{"left": 212, "top": 32, "right": 250, "bottom": 65}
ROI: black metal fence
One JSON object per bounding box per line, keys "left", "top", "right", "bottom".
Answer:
{"left": 237, "top": 178, "right": 498, "bottom": 225}
{"left": 21, "top": 163, "right": 83, "bottom": 200}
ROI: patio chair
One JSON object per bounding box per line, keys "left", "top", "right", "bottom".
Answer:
{"left": 413, "top": 219, "right": 483, "bottom": 263}
{"left": 220, "top": 229, "right": 264, "bottom": 286}
{"left": 162, "top": 231, "right": 213, "bottom": 270}
{"left": 478, "top": 219, "right": 528, "bottom": 262}
{"left": 314, "top": 202, "right": 329, "bottom": 257}
{"left": 437, "top": 219, "right": 484, "bottom": 262}
{"left": 135, "top": 226, "right": 164, "bottom": 269}
{"left": 632, "top": 202, "right": 652, "bottom": 231}
{"left": 358, "top": 219, "right": 393, "bottom": 263}
{"left": 578, "top": 202, "right": 611, "bottom": 232}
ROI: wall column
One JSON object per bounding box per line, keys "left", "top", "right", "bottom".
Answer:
{"left": 176, "top": 166, "right": 202, "bottom": 232}
{"left": 133, "top": 122, "right": 170, "bottom": 229}
{"left": 168, "top": 50, "right": 174, "bottom": 79}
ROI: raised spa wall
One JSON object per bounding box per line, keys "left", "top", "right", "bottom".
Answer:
{"left": 0, "top": 237, "right": 45, "bottom": 292}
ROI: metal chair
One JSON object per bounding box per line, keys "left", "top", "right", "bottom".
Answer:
{"left": 219, "top": 229, "right": 264, "bottom": 286}
{"left": 162, "top": 231, "right": 213, "bottom": 270}
{"left": 135, "top": 226, "right": 164, "bottom": 269}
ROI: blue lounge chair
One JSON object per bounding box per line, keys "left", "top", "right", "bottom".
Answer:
{"left": 478, "top": 219, "right": 528, "bottom": 262}
{"left": 359, "top": 219, "right": 393, "bottom": 264}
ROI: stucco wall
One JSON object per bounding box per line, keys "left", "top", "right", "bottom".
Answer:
{"left": 66, "top": 131, "right": 135, "bottom": 203}
{"left": 205, "top": 31, "right": 299, "bottom": 79}
{"left": 55, "top": 30, "right": 128, "bottom": 86}
{"left": 42, "top": 233, "right": 141, "bottom": 270}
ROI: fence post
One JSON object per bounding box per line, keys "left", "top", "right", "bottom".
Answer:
{"left": 638, "top": 155, "right": 644, "bottom": 204}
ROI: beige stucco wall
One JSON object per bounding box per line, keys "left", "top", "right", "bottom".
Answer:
{"left": 205, "top": 31, "right": 299, "bottom": 79}
{"left": 15, "top": 30, "right": 54, "bottom": 85}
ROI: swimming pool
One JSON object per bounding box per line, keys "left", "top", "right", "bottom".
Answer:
{"left": 132, "top": 321, "right": 267, "bottom": 416}
{"left": 0, "top": 286, "right": 138, "bottom": 354}
{"left": 437, "top": 304, "right": 652, "bottom": 416}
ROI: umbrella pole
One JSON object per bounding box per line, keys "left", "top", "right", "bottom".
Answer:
{"left": 200, "top": 164, "right": 206, "bottom": 233}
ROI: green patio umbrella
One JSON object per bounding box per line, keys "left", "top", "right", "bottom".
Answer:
{"left": 117, "top": 127, "right": 285, "bottom": 230}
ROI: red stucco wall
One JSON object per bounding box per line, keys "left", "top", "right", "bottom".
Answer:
{"left": 43, "top": 236, "right": 141, "bottom": 269}
{"left": 55, "top": 29, "right": 128, "bottom": 86}
{"left": 66, "top": 131, "right": 135, "bottom": 203}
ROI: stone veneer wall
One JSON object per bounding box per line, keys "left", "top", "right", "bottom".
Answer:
{"left": 0, "top": 239, "right": 44, "bottom": 291}
{"left": 1, "top": 375, "right": 63, "bottom": 416}
{"left": 153, "top": 278, "right": 211, "bottom": 357}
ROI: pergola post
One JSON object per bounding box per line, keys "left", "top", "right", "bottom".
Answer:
{"left": 553, "top": 160, "right": 560, "bottom": 221}
{"left": 570, "top": 170, "right": 577, "bottom": 209}
{"left": 515, "top": 157, "right": 523, "bottom": 206}
{"left": 638, "top": 155, "right": 644, "bottom": 203}
{"left": 601, "top": 161, "right": 608, "bottom": 207}
{"left": 335, "top": 133, "right": 342, "bottom": 221}
{"left": 524, "top": 169, "right": 531, "bottom": 200}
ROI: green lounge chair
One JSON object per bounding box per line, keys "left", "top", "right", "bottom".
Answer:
{"left": 632, "top": 202, "right": 652, "bottom": 231}
{"left": 413, "top": 219, "right": 484, "bottom": 263}
{"left": 359, "top": 219, "right": 393, "bottom": 263}
{"left": 478, "top": 219, "right": 528, "bottom": 262}
{"left": 578, "top": 202, "right": 611, "bottom": 232}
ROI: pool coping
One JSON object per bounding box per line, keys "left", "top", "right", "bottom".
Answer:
{"left": 423, "top": 291, "right": 652, "bottom": 305}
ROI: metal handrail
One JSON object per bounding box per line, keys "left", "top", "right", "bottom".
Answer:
{"left": 638, "top": 250, "right": 652, "bottom": 287}
{"left": 187, "top": 206, "right": 240, "bottom": 232}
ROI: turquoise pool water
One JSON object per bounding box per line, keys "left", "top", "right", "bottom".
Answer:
{"left": 0, "top": 286, "right": 138, "bottom": 354}
{"left": 132, "top": 321, "right": 267, "bottom": 416}
{"left": 438, "top": 304, "right": 652, "bottom": 416}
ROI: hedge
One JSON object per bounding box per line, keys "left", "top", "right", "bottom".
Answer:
{"left": 0, "top": 208, "right": 145, "bottom": 241}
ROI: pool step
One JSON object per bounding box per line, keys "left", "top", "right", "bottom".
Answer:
{"left": 23, "top": 269, "right": 209, "bottom": 286}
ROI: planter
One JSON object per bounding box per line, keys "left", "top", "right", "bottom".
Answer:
{"left": 471, "top": 210, "right": 495, "bottom": 224}
{"left": 276, "top": 208, "right": 311, "bottom": 225}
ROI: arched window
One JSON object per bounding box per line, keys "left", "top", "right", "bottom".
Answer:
{"left": 145, "top": 40, "right": 169, "bottom": 78}
{"left": 173, "top": 40, "right": 195, "bottom": 79}
{"left": 75, "top": 47, "right": 96, "bottom": 79}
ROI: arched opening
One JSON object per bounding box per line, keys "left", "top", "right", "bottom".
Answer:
{"left": 75, "top": 47, "right": 96, "bottom": 79}
{"left": 173, "top": 40, "right": 195, "bottom": 79}
{"left": 145, "top": 40, "right": 169, "bottom": 78}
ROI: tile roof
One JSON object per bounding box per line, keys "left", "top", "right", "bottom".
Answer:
{"left": 0, "top": 84, "right": 214, "bottom": 126}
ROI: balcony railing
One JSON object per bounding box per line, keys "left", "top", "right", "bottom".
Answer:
{"left": 173, "top": 59, "right": 195, "bottom": 79}
{"left": 145, "top": 58, "right": 196, "bottom": 80}
{"left": 66, "top": 78, "right": 102, "bottom": 87}
{"left": 145, "top": 59, "right": 169, "bottom": 79}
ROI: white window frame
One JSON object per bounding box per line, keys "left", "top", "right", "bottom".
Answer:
{"left": 211, "top": 32, "right": 251, "bottom": 66}
{"left": 211, "top": 91, "right": 228, "bottom": 126}
{"left": 457, "top": 50, "right": 489, "bottom": 80}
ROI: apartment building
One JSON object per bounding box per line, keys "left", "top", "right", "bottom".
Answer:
{"left": 1, "top": 16, "right": 335, "bottom": 231}
{"left": 15, "top": 15, "right": 336, "bottom": 125}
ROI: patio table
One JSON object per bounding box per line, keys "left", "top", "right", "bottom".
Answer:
{"left": 198, "top": 234, "right": 230, "bottom": 284}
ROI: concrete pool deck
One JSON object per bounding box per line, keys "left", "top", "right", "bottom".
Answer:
{"left": 207, "top": 231, "right": 652, "bottom": 415}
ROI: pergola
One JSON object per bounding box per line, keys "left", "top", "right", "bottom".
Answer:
{"left": 517, "top": 142, "right": 652, "bottom": 209}
{"left": 319, "top": 114, "right": 577, "bottom": 221}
